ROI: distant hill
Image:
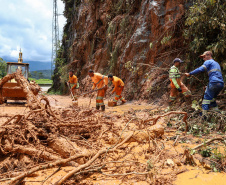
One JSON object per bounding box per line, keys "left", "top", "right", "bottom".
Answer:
{"left": 28, "top": 61, "right": 52, "bottom": 71}
{"left": 30, "top": 70, "right": 52, "bottom": 79}
{"left": 2, "top": 56, "right": 52, "bottom": 71}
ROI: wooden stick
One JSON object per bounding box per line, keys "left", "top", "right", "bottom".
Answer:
{"left": 4, "top": 144, "right": 60, "bottom": 161}
{"left": 173, "top": 135, "right": 180, "bottom": 146}
{"left": 193, "top": 137, "right": 225, "bottom": 150}
{"left": 2, "top": 115, "right": 23, "bottom": 126}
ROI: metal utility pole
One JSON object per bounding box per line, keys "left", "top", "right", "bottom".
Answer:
{"left": 51, "top": 0, "right": 59, "bottom": 76}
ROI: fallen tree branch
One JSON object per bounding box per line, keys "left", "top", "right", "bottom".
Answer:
{"left": 193, "top": 137, "right": 225, "bottom": 150}
{"left": 100, "top": 171, "right": 149, "bottom": 176}
{"left": 4, "top": 144, "right": 61, "bottom": 161}
{"left": 144, "top": 111, "right": 188, "bottom": 132}
{"left": 2, "top": 115, "right": 23, "bottom": 126}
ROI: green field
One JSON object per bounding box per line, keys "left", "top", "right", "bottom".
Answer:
{"left": 29, "top": 78, "right": 52, "bottom": 84}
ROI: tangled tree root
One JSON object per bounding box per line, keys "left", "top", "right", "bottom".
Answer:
{"left": 1, "top": 73, "right": 211, "bottom": 184}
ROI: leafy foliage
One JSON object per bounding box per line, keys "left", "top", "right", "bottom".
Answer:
{"left": 184, "top": 0, "right": 226, "bottom": 69}
{"left": 0, "top": 57, "right": 7, "bottom": 78}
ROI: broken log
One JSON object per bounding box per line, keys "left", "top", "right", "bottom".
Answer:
{"left": 4, "top": 144, "right": 60, "bottom": 161}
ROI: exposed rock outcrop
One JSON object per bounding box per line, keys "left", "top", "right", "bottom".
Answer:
{"left": 53, "top": 0, "right": 191, "bottom": 101}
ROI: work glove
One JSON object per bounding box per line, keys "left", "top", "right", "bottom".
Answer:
{"left": 177, "top": 87, "right": 182, "bottom": 92}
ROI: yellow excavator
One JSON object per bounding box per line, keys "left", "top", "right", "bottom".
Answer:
{"left": 0, "top": 50, "right": 40, "bottom": 104}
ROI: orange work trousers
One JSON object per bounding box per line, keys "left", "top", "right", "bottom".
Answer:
{"left": 170, "top": 82, "right": 191, "bottom": 102}
{"left": 113, "top": 86, "right": 126, "bottom": 102}
{"left": 96, "top": 88, "right": 106, "bottom": 106}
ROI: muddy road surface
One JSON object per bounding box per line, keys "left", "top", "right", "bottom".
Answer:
{"left": 0, "top": 95, "right": 225, "bottom": 185}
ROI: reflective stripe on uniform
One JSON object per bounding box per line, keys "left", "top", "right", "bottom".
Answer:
{"left": 113, "top": 99, "right": 117, "bottom": 102}
{"left": 120, "top": 97, "right": 124, "bottom": 100}
{"left": 99, "top": 102, "right": 104, "bottom": 106}
{"left": 115, "top": 95, "right": 120, "bottom": 98}
{"left": 202, "top": 65, "right": 207, "bottom": 71}
{"left": 96, "top": 96, "right": 103, "bottom": 100}
{"left": 169, "top": 74, "right": 181, "bottom": 79}
{"left": 210, "top": 98, "right": 215, "bottom": 102}
{"left": 208, "top": 68, "right": 221, "bottom": 75}
{"left": 202, "top": 99, "right": 211, "bottom": 104}
{"left": 170, "top": 96, "right": 176, "bottom": 100}
{"left": 169, "top": 66, "right": 181, "bottom": 79}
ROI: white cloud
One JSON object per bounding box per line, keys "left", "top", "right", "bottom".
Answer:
{"left": 0, "top": 0, "right": 66, "bottom": 62}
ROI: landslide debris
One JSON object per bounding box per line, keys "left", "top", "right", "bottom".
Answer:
{"left": 0, "top": 72, "right": 225, "bottom": 185}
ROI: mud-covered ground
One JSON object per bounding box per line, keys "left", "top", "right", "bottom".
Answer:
{"left": 0, "top": 94, "right": 225, "bottom": 185}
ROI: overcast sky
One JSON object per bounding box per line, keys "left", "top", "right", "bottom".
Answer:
{"left": 0, "top": 0, "right": 66, "bottom": 62}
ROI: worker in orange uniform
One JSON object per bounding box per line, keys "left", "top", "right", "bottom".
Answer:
{"left": 88, "top": 69, "right": 108, "bottom": 111}
{"left": 169, "top": 58, "right": 191, "bottom": 105}
{"left": 67, "top": 70, "right": 79, "bottom": 98}
{"left": 108, "top": 74, "right": 126, "bottom": 106}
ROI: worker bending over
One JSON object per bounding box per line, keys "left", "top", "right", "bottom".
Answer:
{"left": 185, "top": 51, "right": 224, "bottom": 114}
{"left": 88, "top": 70, "right": 108, "bottom": 111}
{"left": 169, "top": 58, "right": 191, "bottom": 105}
{"left": 67, "top": 70, "right": 79, "bottom": 98}
{"left": 108, "top": 74, "right": 126, "bottom": 106}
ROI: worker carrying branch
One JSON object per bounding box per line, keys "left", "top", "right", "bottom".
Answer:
{"left": 169, "top": 58, "right": 191, "bottom": 105}
{"left": 67, "top": 70, "right": 79, "bottom": 98}
{"left": 88, "top": 69, "right": 108, "bottom": 111}
{"left": 185, "top": 51, "right": 224, "bottom": 114}
{"left": 108, "top": 74, "right": 126, "bottom": 106}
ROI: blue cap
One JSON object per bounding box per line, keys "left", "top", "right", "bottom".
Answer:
{"left": 173, "top": 58, "right": 184, "bottom": 63}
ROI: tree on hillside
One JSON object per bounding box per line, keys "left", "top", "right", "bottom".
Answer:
{"left": 184, "top": 0, "right": 226, "bottom": 72}
{"left": 33, "top": 71, "right": 38, "bottom": 79}
{"left": 0, "top": 57, "right": 7, "bottom": 78}
{"left": 38, "top": 72, "right": 44, "bottom": 79}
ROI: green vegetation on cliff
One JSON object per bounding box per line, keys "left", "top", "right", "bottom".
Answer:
{"left": 184, "top": 0, "right": 226, "bottom": 70}
{"left": 0, "top": 58, "right": 7, "bottom": 78}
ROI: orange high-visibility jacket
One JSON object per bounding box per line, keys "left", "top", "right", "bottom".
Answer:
{"left": 91, "top": 73, "right": 108, "bottom": 89}
{"left": 68, "top": 75, "right": 78, "bottom": 89}
{"left": 112, "top": 76, "right": 124, "bottom": 93}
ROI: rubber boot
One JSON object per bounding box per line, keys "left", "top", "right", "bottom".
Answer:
{"left": 121, "top": 100, "right": 126, "bottom": 105}
{"left": 101, "top": 105, "right": 105, "bottom": 111}
{"left": 96, "top": 105, "right": 100, "bottom": 110}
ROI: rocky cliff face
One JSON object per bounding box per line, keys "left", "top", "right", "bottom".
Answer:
{"left": 54, "top": 0, "right": 191, "bottom": 101}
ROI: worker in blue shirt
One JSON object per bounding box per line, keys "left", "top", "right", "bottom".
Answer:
{"left": 185, "top": 51, "right": 224, "bottom": 114}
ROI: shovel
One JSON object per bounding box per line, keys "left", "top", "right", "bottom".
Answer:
{"left": 67, "top": 83, "right": 78, "bottom": 106}
{"left": 78, "top": 87, "right": 105, "bottom": 97}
